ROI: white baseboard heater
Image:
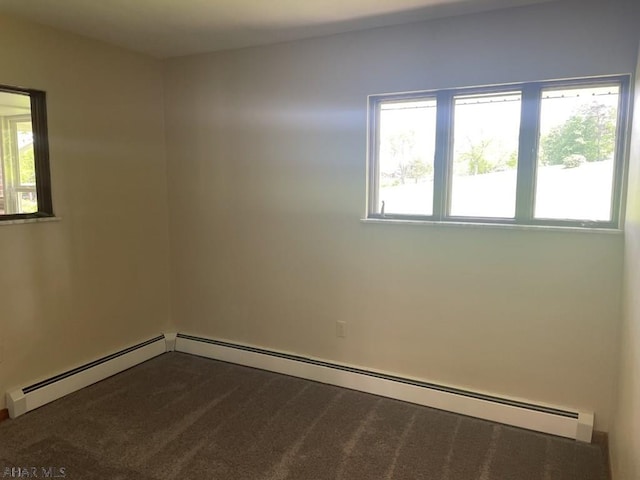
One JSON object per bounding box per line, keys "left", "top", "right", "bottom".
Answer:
{"left": 5, "top": 331, "right": 593, "bottom": 443}
{"left": 175, "top": 333, "right": 594, "bottom": 442}
{"left": 6, "top": 334, "right": 173, "bottom": 419}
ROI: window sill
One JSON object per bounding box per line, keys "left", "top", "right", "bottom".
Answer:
{"left": 0, "top": 216, "right": 61, "bottom": 227}
{"left": 360, "top": 218, "right": 623, "bottom": 235}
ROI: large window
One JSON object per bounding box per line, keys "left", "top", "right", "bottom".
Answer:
{"left": 368, "top": 76, "right": 629, "bottom": 229}
{"left": 0, "top": 85, "right": 53, "bottom": 220}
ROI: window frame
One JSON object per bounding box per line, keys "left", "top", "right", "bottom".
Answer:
{"left": 367, "top": 75, "right": 631, "bottom": 229}
{"left": 0, "top": 84, "right": 53, "bottom": 221}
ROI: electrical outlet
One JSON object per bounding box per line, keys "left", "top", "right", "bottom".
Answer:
{"left": 336, "top": 321, "right": 346, "bottom": 338}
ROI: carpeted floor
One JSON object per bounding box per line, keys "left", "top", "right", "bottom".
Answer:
{"left": 0, "top": 352, "right": 608, "bottom": 479}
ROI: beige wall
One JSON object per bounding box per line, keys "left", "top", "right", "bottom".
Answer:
{"left": 164, "top": 0, "right": 638, "bottom": 431}
{"left": 611, "top": 43, "right": 640, "bottom": 480}
{"left": 0, "top": 16, "right": 171, "bottom": 409}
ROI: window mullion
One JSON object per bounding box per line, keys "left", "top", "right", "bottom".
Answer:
{"left": 515, "top": 84, "right": 541, "bottom": 222}
{"left": 433, "top": 91, "right": 453, "bottom": 220}
{"left": 367, "top": 97, "right": 381, "bottom": 216}
{"left": 610, "top": 75, "right": 631, "bottom": 228}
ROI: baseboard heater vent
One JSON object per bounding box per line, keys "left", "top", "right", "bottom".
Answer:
{"left": 176, "top": 333, "right": 593, "bottom": 442}
{"left": 6, "top": 334, "right": 173, "bottom": 419}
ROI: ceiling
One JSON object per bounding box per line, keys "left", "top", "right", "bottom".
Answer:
{"left": 0, "top": 0, "right": 555, "bottom": 58}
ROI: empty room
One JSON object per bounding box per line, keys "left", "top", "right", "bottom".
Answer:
{"left": 0, "top": 0, "right": 639, "bottom": 478}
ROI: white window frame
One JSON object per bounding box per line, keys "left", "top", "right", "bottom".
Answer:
{"left": 367, "top": 75, "right": 631, "bottom": 229}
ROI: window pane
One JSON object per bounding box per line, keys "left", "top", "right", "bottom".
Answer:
{"left": 17, "top": 191, "right": 37, "bottom": 213}
{"left": 0, "top": 90, "right": 39, "bottom": 215}
{"left": 17, "top": 121, "right": 36, "bottom": 187}
{"left": 535, "top": 85, "right": 620, "bottom": 221}
{"left": 450, "top": 92, "right": 521, "bottom": 218}
{"left": 377, "top": 98, "right": 436, "bottom": 215}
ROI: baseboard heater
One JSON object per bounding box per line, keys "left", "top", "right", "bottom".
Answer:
{"left": 6, "top": 334, "right": 173, "bottom": 419}
{"left": 4, "top": 332, "right": 594, "bottom": 442}
{"left": 175, "top": 333, "right": 594, "bottom": 442}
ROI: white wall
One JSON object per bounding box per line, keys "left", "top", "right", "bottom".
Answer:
{"left": 164, "top": 0, "right": 639, "bottom": 431}
{"left": 0, "top": 16, "right": 171, "bottom": 409}
{"left": 611, "top": 41, "right": 640, "bottom": 480}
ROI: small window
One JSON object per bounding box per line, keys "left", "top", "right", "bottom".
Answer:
{"left": 0, "top": 85, "right": 53, "bottom": 219}
{"left": 368, "top": 76, "right": 629, "bottom": 229}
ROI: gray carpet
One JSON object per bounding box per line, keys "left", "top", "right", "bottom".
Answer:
{"left": 0, "top": 352, "right": 608, "bottom": 479}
